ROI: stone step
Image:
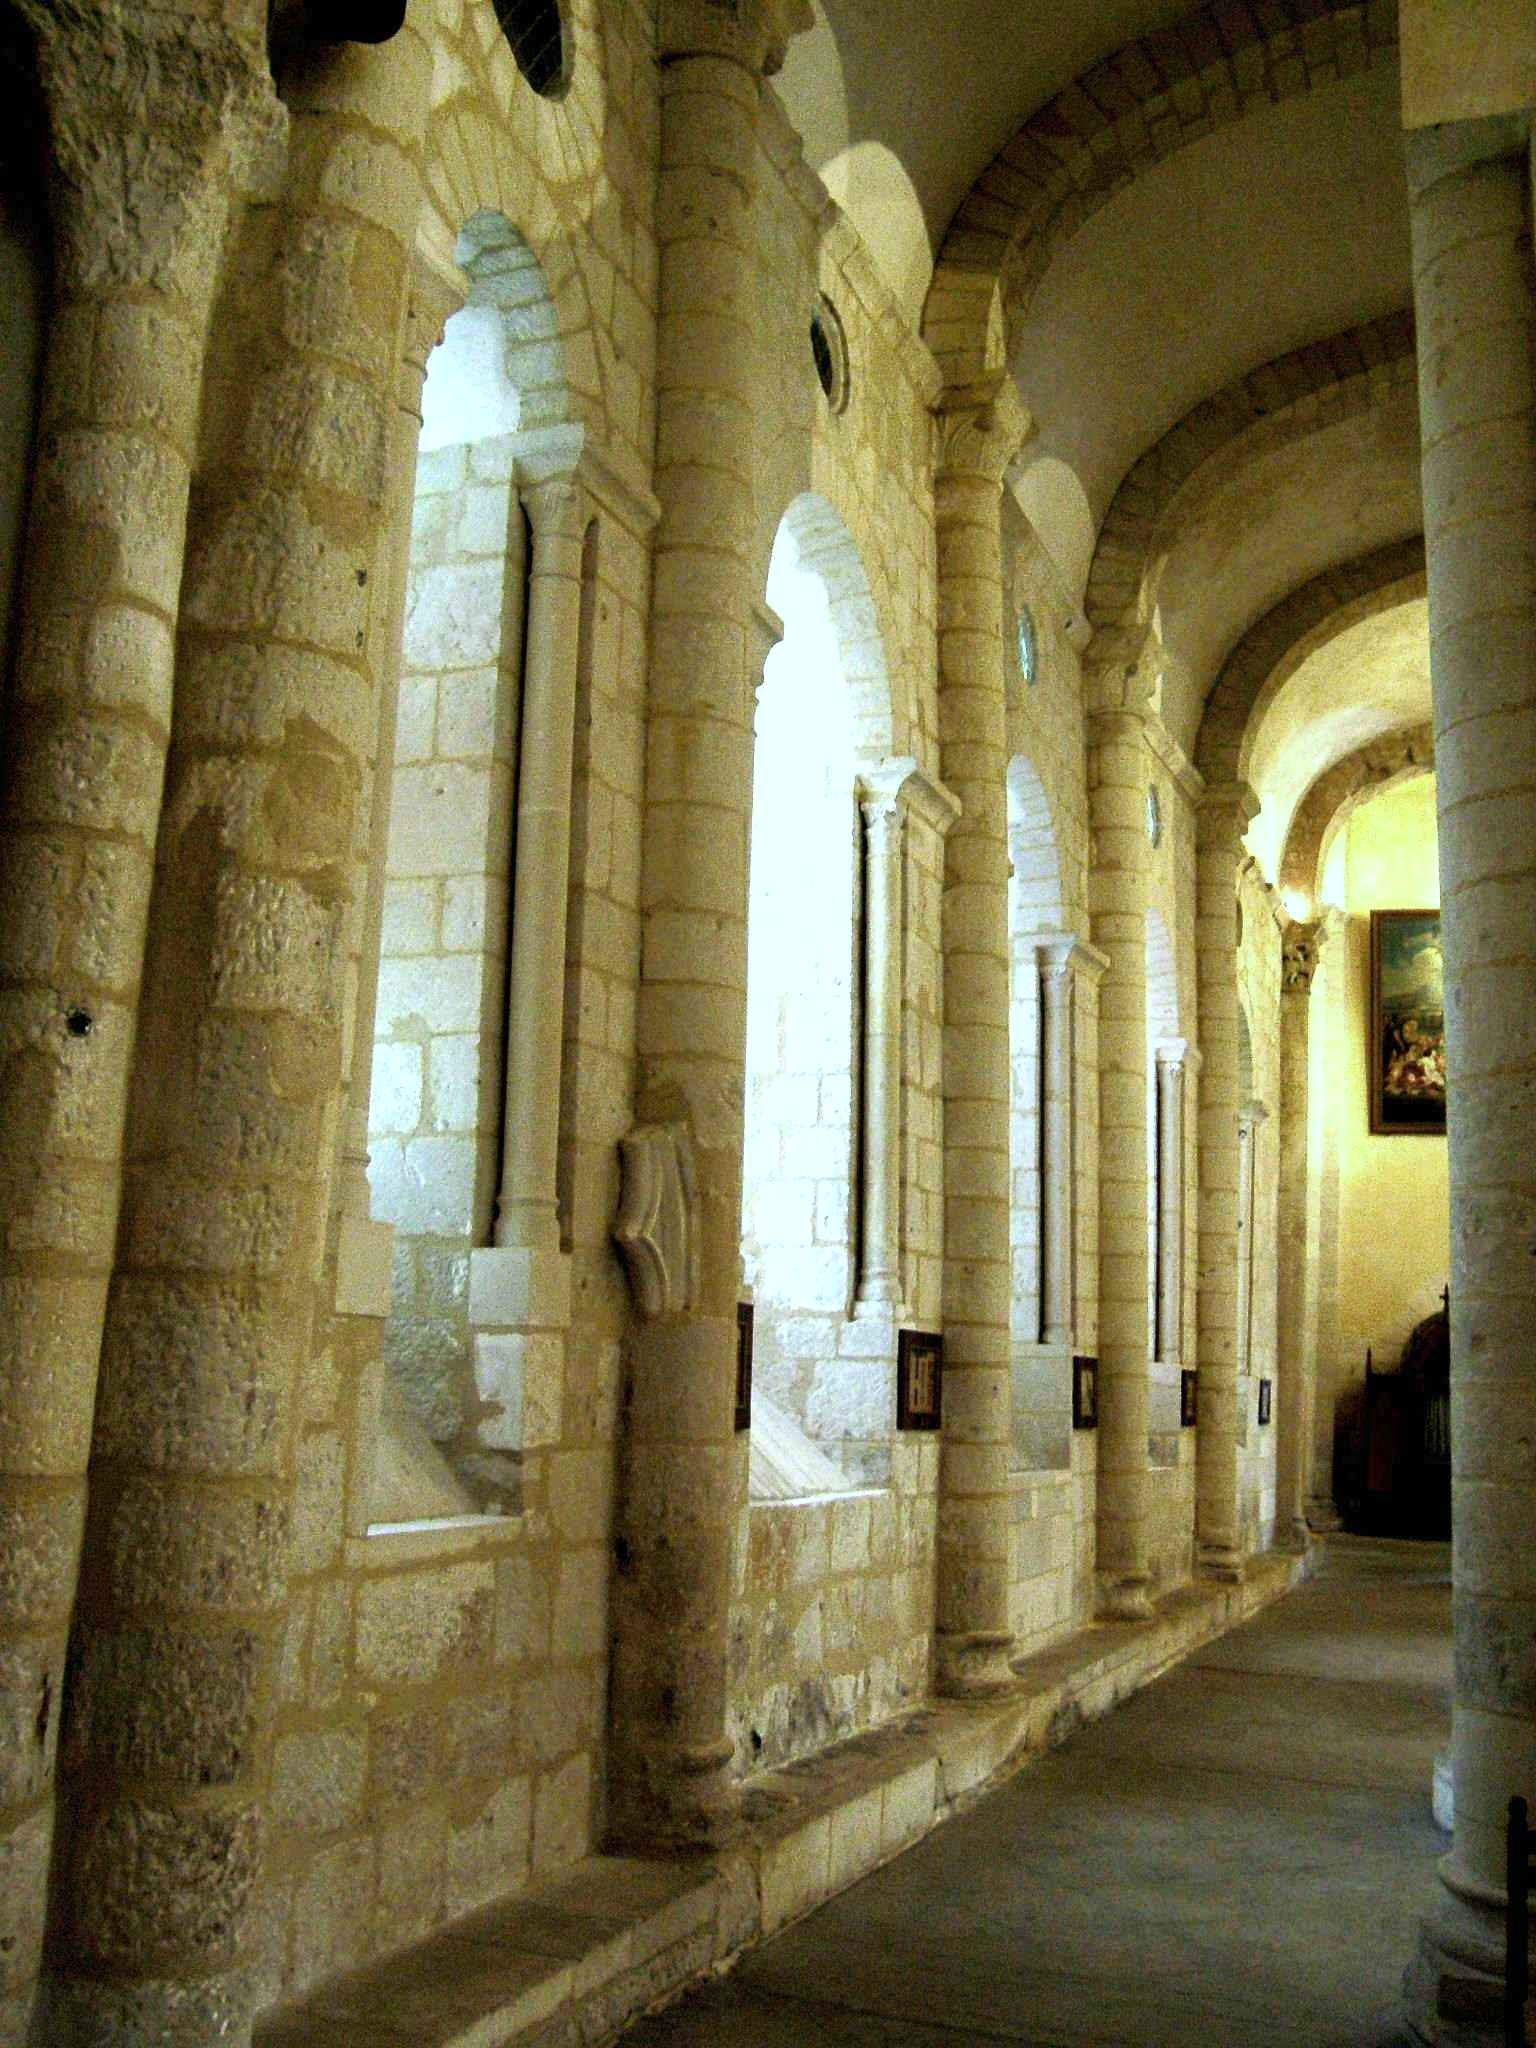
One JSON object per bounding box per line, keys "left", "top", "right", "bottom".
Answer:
{"left": 256, "top": 1550, "right": 1307, "bottom": 2047}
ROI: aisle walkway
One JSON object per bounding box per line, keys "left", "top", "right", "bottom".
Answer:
{"left": 624, "top": 1537, "right": 1451, "bottom": 2048}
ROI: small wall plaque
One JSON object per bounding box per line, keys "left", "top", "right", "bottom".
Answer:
{"left": 1072, "top": 1355, "right": 1098, "bottom": 1430}
{"left": 734, "top": 1302, "right": 754, "bottom": 1433}
{"left": 897, "top": 1329, "right": 943, "bottom": 1431}
{"left": 1258, "top": 1376, "right": 1273, "bottom": 1427}
{"left": 1180, "top": 1369, "right": 1199, "bottom": 1428}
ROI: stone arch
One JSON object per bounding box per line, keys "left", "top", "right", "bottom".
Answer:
{"left": 770, "top": 490, "right": 896, "bottom": 767}
{"left": 414, "top": 9, "right": 608, "bottom": 441}
{"left": 1195, "top": 537, "right": 1427, "bottom": 786}
{"left": 1237, "top": 999, "right": 1255, "bottom": 1103}
{"left": 1083, "top": 315, "right": 1417, "bottom": 645}
{"left": 922, "top": 0, "right": 1401, "bottom": 392}
{"left": 1280, "top": 723, "right": 1436, "bottom": 903}
{"left": 1147, "top": 905, "right": 1181, "bottom": 1041}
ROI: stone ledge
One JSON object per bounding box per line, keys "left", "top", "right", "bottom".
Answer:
{"left": 254, "top": 1549, "right": 1308, "bottom": 2048}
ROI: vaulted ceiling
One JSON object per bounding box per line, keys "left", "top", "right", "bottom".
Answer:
{"left": 773, "top": 0, "right": 1431, "bottom": 854}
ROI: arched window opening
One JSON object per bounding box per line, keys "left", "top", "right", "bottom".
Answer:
{"left": 742, "top": 510, "right": 869, "bottom": 1490}
{"left": 365, "top": 213, "right": 569, "bottom": 1512}
{"left": 494, "top": 0, "right": 569, "bottom": 98}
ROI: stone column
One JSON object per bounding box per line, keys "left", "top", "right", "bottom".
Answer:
{"left": 933, "top": 373, "right": 1028, "bottom": 1693}
{"left": 1088, "top": 684, "right": 1156, "bottom": 1620}
{"left": 1235, "top": 1098, "right": 1268, "bottom": 1384}
{"left": 0, "top": 18, "right": 273, "bottom": 2039}
{"left": 1194, "top": 782, "right": 1259, "bottom": 1582}
{"left": 1275, "top": 919, "right": 1322, "bottom": 1553}
{"left": 49, "top": 22, "right": 430, "bottom": 2045}
{"left": 856, "top": 778, "right": 906, "bottom": 1308}
{"left": 1154, "top": 1039, "right": 1196, "bottom": 1367}
{"left": 1038, "top": 939, "right": 1079, "bottom": 1348}
{"left": 493, "top": 465, "right": 587, "bottom": 1255}
{"left": 1306, "top": 906, "right": 1347, "bottom": 1532}
{"left": 610, "top": 0, "right": 807, "bottom": 1850}
{"left": 1403, "top": 112, "right": 1536, "bottom": 2042}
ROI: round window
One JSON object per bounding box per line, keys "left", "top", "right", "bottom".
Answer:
{"left": 494, "top": 0, "right": 569, "bottom": 97}
{"left": 809, "top": 295, "right": 849, "bottom": 412}
{"left": 1017, "top": 605, "right": 1038, "bottom": 685}
{"left": 1146, "top": 785, "right": 1162, "bottom": 849}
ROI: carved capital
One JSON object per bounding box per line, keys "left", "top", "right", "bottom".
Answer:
{"left": 935, "top": 373, "right": 1032, "bottom": 485}
{"left": 20, "top": 4, "right": 282, "bottom": 299}
{"left": 1281, "top": 917, "right": 1324, "bottom": 994}
{"left": 1084, "top": 625, "right": 1160, "bottom": 720}
{"left": 1199, "top": 779, "right": 1262, "bottom": 844}
{"left": 658, "top": 0, "right": 813, "bottom": 74}
{"left": 615, "top": 1123, "right": 700, "bottom": 1317}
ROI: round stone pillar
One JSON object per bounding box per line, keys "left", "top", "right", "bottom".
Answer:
{"left": 1088, "top": 690, "right": 1156, "bottom": 1620}
{"left": 1404, "top": 113, "right": 1536, "bottom": 2043}
{"left": 1193, "top": 782, "right": 1259, "bottom": 1583}
{"left": 0, "top": 18, "right": 274, "bottom": 2039}
{"left": 932, "top": 376, "right": 1028, "bottom": 1694}
{"left": 1275, "top": 919, "right": 1322, "bottom": 1555}
{"left": 48, "top": 21, "right": 431, "bottom": 2044}
{"left": 610, "top": 0, "right": 807, "bottom": 1848}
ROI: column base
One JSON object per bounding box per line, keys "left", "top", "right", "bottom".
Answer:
{"left": 935, "top": 1628, "right": 1017, "bottom": 1696}
{"left": 1281, "top": 1516, "right": 1314, "bottom": 1557}
{"left": 44, "top": 1966, "right": 259, "bottom": 2047}
{"left": 1404, "top": 1896, "right": 1518, "bottom": 2048}
{"left": 1196, "top": 1545, "right": 1245, "bottom": 1585}
{"left": 607, "top": 1736, "right": 739, "bottom": 1855}
{"left": 1097, "top": 1575, "right": 1155, "bottom": 1622}
{"left": 1306, "top": 1495, "right": 1343, "bottom": 1533}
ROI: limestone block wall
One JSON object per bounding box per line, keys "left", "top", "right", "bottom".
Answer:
{"left": 1236, "top": 861, "right": 1283, "bottom": 1552}
{"left": 729, "top": 1447, "right": 938, "bottom": 1775}
{"left": 253, "top": 0, "right": 664, "bottom": 2013}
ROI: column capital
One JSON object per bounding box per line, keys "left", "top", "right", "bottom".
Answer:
{"left": 1155, "top": 1035, "right": 1201, "bottom": 1076}
{"left": 858, "top": 756, "right": 964, "bottom": 838}
{"left": 1084, "top": 623, "right": 1161, "bottom": 722}
{"left": 1280, "top": 917, "right": 1324, "bottom": 994}
{"left": 935, "top": 372, "right": 1033, "bottom": 485}
{"left": 513, "top": 421, "right": 662, "bottom": 541}
{"left": 1238, "top": 1097, "right": 1270, "bottom": 1130}
{"left": 1199, "top": 779, "right": 1262, "bottom": 841}
{"left": 26, "top": 8, "right": 284, "bottom": 297}
{"left": 657, "top": 0, "right": 812, "bottom": 74}
{"left": 752, "top": 600, "right": 785, "bottom": 675}
{"left": 1036, "top": 931, "right": 1111, "bottom": 986}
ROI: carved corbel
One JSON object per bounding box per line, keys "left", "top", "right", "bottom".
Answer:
{"left": 614, "top": 1122, "right": 700, "bottom": 1317}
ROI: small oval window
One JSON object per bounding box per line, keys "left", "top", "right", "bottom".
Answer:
{"left": 1146, "top": 785, "right": 1162, "bottom": 849}
{"left": 809, "top": 295, "right": 849, "bottom": 412}
{"left": 1017, "top": 606, "right": 1038, "bottom": 685}
{"left": 494, "top": 0, "right": 568, "bottom": 97}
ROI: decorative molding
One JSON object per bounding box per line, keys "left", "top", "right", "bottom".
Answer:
{"left": 1143, "top": 712, "right": 1206, "bottom": 807}
{"left": 1280, "top": 918, "right": 1324, "bottom": 994}
{"left": 614, "top": 1122, "right": 700, "bottom": 1317}
{"left": 935, "top": 372, "right": 1033, "bottom": 485}
{"left": 861, "top": 756, "right": 964, "bottom": 838}
{"left": 1036, "top": 930, "right": 1111, "bottom": 985}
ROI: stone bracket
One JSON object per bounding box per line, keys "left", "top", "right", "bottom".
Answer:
{"left": 614, "top": 1121, "right": 700, "bottom": 1317}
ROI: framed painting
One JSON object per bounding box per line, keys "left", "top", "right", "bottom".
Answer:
{"left": 1072, "top": 1355, "right": 1098, "bottom": 1431}
{"left": 897, "top": 1329, "right": 943, "bottom": 1431}
{"left": 1370, "top": 910, "right": 1447, "bottom": 1135}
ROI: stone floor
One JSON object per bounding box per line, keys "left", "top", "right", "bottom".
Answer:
{"left": 622, "top": 1536, "right": 1452, "bottom": 2047}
